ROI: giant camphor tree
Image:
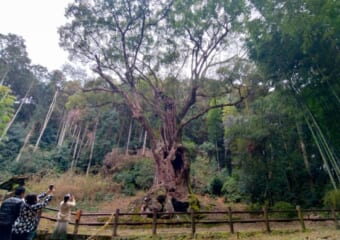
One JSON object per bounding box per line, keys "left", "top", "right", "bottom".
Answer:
{"left": 59, "top": 0, "right": 249, "bottom": 211}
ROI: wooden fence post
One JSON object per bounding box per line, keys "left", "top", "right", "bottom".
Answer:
{"left": 263, "top": 206, "right": 271, "bottom": 233}
{"left": 73, "top": 209, "right": 82, "bottom": 236}
{"left": 152, "top": 209, "right": 157, "bottom": 236}
{"left": 331, "top": 206, "right": 339, "bottom": 230}
{"left": 296, "top": 205, "right": 306, "bottom": 231}
{"left": 228, "top": 207, "right": 234, "bottom": 234}
{"left": 191, "top": 208, "right": 196, "bottom": 237}
{"left": 112, "top": 208, "right": 120, "bottom": 238}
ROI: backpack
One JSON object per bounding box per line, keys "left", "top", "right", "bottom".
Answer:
{"left": 0, "top": 197, "right": 23, "bottom": 226}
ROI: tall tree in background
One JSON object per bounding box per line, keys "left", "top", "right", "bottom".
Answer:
{"left": 246, "top": 0, "right": 340, "bottom": 188}
{"left": 59, "top": 0, "right": 249, "bottom": 211}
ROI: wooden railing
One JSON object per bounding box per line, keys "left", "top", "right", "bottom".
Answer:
{"left": 41, "top": 206, "right": 340, "bottom": 238}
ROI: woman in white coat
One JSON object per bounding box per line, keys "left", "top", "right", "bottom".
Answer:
{"left": 51, "top": 194, "right": 76, "bottom": 240}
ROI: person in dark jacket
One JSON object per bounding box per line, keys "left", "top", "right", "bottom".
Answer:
{"left": 0, "top": 186, "right": 26, "bottom": 240}
{"left": 11, "top": 187, "right": 54, "bottom": 240}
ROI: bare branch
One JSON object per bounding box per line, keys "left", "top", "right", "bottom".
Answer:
{"left": 93, "top": 55, "right": 126, "bottom": 96}
{"left": 87, "top": 101, "right": 113, "bottom": 108}
{"left": 82, "top": 87, "right": 114, "bottom": 93}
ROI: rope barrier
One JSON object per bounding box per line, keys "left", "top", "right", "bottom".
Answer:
{"left": 86, "top": 211, "right": 115, "bottom": 240}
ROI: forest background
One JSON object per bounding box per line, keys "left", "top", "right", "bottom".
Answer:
{"left": 0, "top": 0, "right": 339, "bottom": 213}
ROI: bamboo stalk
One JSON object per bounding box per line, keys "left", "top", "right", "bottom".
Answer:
{"left": 86, "top": 118, "right": 99, "bottom": 176}
{"left": 34, "top": 88, "right": 59, "bottom": 152}
{"left": 125, "top": 119, "right": 133, "bottom": 155}
{"left": 15, "top": 123, "right": 35, "bottom": 162}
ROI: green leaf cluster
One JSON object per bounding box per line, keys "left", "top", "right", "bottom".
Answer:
{"left": 0, "top": 85, "right": 15, "bottom": 136}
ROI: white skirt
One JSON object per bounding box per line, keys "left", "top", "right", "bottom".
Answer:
{"left": 51, "top": 220, "right": 68, "bottom": 240}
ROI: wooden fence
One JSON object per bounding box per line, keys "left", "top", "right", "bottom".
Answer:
{"left": 41, "top": 206, "right": 339, "bottom": 238}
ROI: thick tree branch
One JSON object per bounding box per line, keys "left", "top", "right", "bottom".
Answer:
{"left": 177, "top": 85, "right": 199, "bottom": 121}
{"left": 178, "top": 93, "right": 247, "bottom": 132}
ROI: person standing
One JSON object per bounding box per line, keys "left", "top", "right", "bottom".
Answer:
{"left": 11, "top": 187, "right": 54, "bottom": 240}
{"left": 51, "top": 194, "right": 76, "bottom": 240}
{"left": 0, "top": 186, "right": 26, "bottom": 240}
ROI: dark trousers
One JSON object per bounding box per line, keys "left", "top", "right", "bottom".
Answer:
{"left": 0, "top": 225, "right": 12, "bottom": 240}
{"left": 11, "top": 232, "right": 34, "bottom": 240}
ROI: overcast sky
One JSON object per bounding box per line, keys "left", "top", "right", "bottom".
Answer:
{"left": 0, "top": 0, "right": 73, "bottom": 71}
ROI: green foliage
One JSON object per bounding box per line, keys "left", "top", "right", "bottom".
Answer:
{"left": 182, "top": 141, "right": 197, "bottom": 160}
{"left": 114, "top": 158, "right": 155, "bottom": 195}
{"left": 0, "top": 85, "right": 15, "bottom": 136}
{"left": 11, "top": 150, "right": 56, "bottom": 175}
{"left": 223, "top": 89, "right": 332, "bottom": 206}
{"left": 206, "top": 105, "right": 226, "bottom": 168}
{"left": 199, "top": 141, "right": 215, "bottom": 158}
{"left": 323, "top": 189, "right": 340, "bottom": 209}
{"left": 221, "top": 175, "right": 243, "bottom": 203}
{"left": 246, "top": 0, "right": 340, "bottom": 189}
{"left": 190, "top": 155, "right": 219, "bottom": 194}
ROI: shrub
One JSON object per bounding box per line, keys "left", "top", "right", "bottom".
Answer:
{"left": 113, "top": 158, "right": 154, "bottom": 195}
{"left": 188, "top": 194, "right": 201, "bottom": 212}
{"left": 221, "top": 176, "right": 242, "bottom": 203}
{"left": 323, "top": 189, "right": 340, "bottom": 209}
{"left": 208, "top": 176, "right": 223, "bottom": 196}
{"left": 271, "top": 201, "right": 296, "bottom": 218}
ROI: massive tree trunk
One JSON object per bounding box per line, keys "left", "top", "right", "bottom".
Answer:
{"left": 154, "top": 145, "right": 190, "bottom": 211}
{"left": 139, "top": 96, "right": 191, "bottom": 213}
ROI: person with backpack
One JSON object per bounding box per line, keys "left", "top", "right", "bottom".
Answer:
{"left": 11, "top": 186, "right": 54, "bottom": 240}
{"left": 0, "top": 186, "right": 26, "bottom": 240}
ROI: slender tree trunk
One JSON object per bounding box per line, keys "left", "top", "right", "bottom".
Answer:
{"left": 56, "top": 110, "right": 65, "bottom": 144}
{"left": 34, "top": 88, "right": 58, "bottom": 152}
{"left": 215, "top": 140, "right": 220, "bottom": 171}
{"left": 280, "top": 135, "right": 292, "bottom": 192}
{"left": 69, "top": 124, "right": 79, "bottom": 154}
{"left": 139, "top": 127, "right": 144, "bottom": 143}
{"left": 71, "top": 127, "right": 87, "bottom": 171}
{"left": 296, "top": 122, "right": 314, "bottom": 189}
{"left": 86, "top": 118, "right": 99, "bottom": 177}
{"left": 15, "top": 123, "right": 35, "bottom": 162}
{"left": 142, "top": 130, "right": 147, "bottom": 156}
{"left": 125, "top": 119, "right": 133, "bottom": 155}
{"left": 57, "top": 112, "right": 70, "bottom": 147}
{"left": 305, "top": 117, "right": 338, "bottom": 189}
{"left": 70, "top": 127, "right": 81, "bottom": 170}
{"left": 1, "top": 81, "right": 34, "bottom": 141}
{"left": 116, "top": 121, "right": 124, "bottom": 151}
{"left": 0, "top": 68, "right": 8, "bottom": 85}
